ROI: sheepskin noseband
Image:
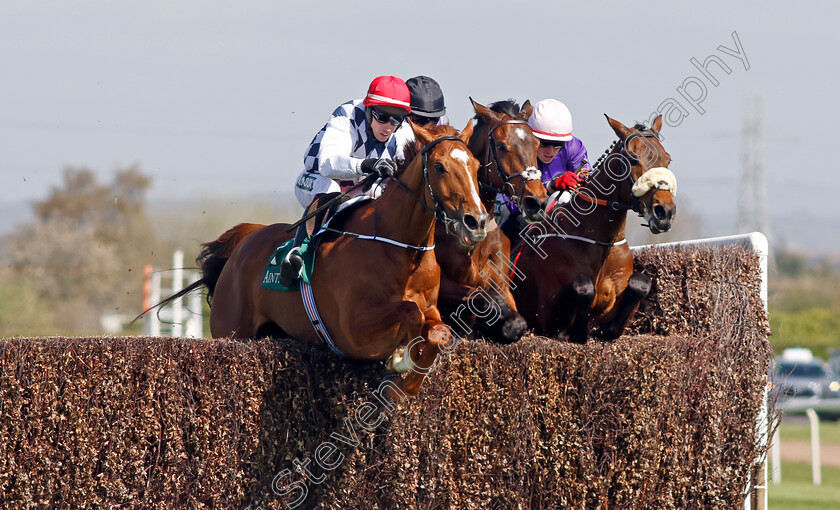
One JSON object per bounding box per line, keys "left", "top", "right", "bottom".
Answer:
{"left": 631, "top": 167, "right": 677, "bottom": 197}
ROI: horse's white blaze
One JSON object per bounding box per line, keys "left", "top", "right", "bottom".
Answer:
{"left": 515, "top": 127, "right": 527, "bottom": 140}
{"left": 450, "top": 148, "right": 469, "bottom": 166}
{"left": 451, "top": 148, "right": 482, "bottom": 210}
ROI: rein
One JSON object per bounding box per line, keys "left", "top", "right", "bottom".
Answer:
{"left": 479, "top": 120, "right": 541, "bottom": 199}
{"left": 573, "top": 130, "right": 663, "bottom": 215}
{"left": 537, "top": 129, "right": 662, "bottom": 247}
{"left": 573, "top": 188, "right": 634, "bottom": 211}
{"left": 533, "top": 232, "right": 628, "bottom": 247}
{"left": 317, "top": 135, "right": 467, "bottom": 252}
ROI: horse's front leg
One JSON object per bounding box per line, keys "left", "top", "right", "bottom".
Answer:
{"left": 437, "top": 273, "right": 475, "bottom": 303}
{"left": 346, "top": 299, "right": 426, "bottom": 360}
{"left": 563, "top": 275, "right": 597, "bottom": 343}
{"left": 346, "top": 299, "right": 444, "bottom": 396}
{"left": 394, "top": 306, "right": 449, "bottom": 396}
{"left": 539, "top": 275, "right": 594, "bottom": 340}
{"left": 595, "top": 271, "right": 651, "bottom": 340}
{"left": 472, "top": 280, "right": 526, "bottom": 344}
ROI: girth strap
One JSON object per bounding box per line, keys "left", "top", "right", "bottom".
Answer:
{"left": 300, "top": 280, "right": 346, "bottom": 358}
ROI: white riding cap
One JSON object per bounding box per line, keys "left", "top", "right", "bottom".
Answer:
{"left": 528, "top": 99, "right": 574, "bottom": 142}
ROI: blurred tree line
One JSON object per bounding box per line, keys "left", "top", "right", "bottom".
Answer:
{"left": 768, "top": 249, "right": 840, "bottom": 360}
{"left": 0, "top": 166, "right": 296, "bottom": 336}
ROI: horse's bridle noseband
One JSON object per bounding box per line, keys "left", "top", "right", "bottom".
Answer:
{"left": 481, "top": 120, "right": 541, "bottom": 203}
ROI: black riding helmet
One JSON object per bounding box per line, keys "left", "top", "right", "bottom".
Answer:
{"left": 406, "top": 76, "right": 446, "bottom": 123}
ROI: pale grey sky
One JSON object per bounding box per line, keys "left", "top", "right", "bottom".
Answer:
{"left": 1, "top": 1, "right": 837, "bottom": 250}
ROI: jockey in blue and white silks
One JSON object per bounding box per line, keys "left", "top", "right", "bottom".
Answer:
{"left": 281, "top": 76, "right": 414, "bottom": 287}
{"left": 293, "top": 78, "right": 415, "bottom": 208}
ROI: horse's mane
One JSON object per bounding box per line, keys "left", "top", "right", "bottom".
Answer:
{"left": 592, "top": 122, "right": 658, "bottom": 170}
{"left": 397, "top": 124, "right": 461, "bottom": 176}
{"left": 472, "top": 99, "right": 521, "bottom": 130}
{"left": 489, "top": 99, "right": 520, "bottom": 117}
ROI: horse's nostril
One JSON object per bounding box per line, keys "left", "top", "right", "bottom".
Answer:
{"left": 463, "top": 214, "right": 479, "bottom": 231}
{"left": 522, "top": 197, "right": 541, "bottom": 216}
{"left": 653, "top": 205, "right": 667, "bottom": 221}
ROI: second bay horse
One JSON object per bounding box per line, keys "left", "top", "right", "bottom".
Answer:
{"left": 431, "top": 99, "right": 547, "bottom": 343}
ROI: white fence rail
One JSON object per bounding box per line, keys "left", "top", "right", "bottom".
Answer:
{"left": 143, "top": 250, "right": 203, "bottom": 338}
{"left": 772, "top": 398, "right": 840, "bottom": 487}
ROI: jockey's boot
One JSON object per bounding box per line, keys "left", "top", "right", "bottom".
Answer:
{"left": 278, "top": 224, "right": 307, "bottom": 288}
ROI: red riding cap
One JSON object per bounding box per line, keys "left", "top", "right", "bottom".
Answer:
{"left": 363, "top": 76, "right": 412, "bottom": 113}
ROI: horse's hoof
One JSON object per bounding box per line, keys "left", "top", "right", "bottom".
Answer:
{"left": 385, "top": 346, "right": 414, "bottom": 373}
{"left": 498, "top": 314, "right": 527, "bottom": 344}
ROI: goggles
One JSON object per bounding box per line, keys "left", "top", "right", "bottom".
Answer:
{"left": 538, "top": 139, "right": 565, "bottom": 150}
{"left": 410, "top": 114, "right": 438, "bottom": 126}
{"left": 370, "top": 108, "right": 406, "bottom": 127}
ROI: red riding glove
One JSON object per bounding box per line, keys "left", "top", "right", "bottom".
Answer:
{"left": 549, "top": 171, "right": 582, "bottom": 192}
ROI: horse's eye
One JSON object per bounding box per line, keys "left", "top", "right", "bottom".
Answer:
{"left": 435, "top": 162, "right": 446, "bottom": 175}
{"left": 495, "top": 142, "right": 507, "bottom": 153}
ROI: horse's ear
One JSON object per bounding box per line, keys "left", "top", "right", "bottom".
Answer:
{"left": 651, "top": 114, "right": 663, "bottom": 135}
{"left": 459, "top": 117, "right": 474, "bottom": 143}
{"left": 605, "top": 114, "right": 633, "bottom": 140}
{"left": 519, "top": 100, "right": 533, "bottom": 121}
{"left": 472, "top": 98, "right": 505, "bottom": 125}
{"left": 409, "top": 118, "right": 434, "bottom": 146}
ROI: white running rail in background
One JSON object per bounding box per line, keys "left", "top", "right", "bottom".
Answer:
{"left": 143, "top": 250, "right": 204, "bottom": 338}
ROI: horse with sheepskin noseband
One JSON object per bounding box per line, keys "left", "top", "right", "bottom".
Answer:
{"left": 631, "top": 166, "right": 678, "bottom": 233}
{"left": 511, "top": 114, "right": 677, "bottom": 343}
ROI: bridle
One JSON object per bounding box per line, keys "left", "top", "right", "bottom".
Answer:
{"left": 574, "top": 130, "right": 665, "bottom": 217}
{"left": 390, "top": 135, "right": 469, "bottom": 235}
{"left": 479, "top": 120, "right": 541, "bottom": 204}
{"left": 323, "top": 137, "right": 470, "bottom": 254}
{"left": 520, "top": 128, "right": 673, "bottom": 249}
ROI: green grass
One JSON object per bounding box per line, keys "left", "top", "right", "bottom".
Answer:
{"left": 766, "top": 418, "right": 840, "bottom": 509}
{"left": 778, "top": 417, "right": 840, "bottom": 444}
{"left": 768, "top": 462, "right": 840, "bottom": 509}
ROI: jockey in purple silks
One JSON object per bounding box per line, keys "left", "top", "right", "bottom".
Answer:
{"left": 497, "top": 98, "right": 592, "bottom": 243}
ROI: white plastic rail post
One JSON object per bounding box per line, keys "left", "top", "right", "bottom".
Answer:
{"left": 805, "top": 408, "right": 822, "bottom": 485}
{"left": 171, "top": 250, "right": 184, "bottom": 337}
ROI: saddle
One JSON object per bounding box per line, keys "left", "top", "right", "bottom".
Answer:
{"left": 301, "top": 192, "right": 353, "bottom": 240}
{"left": 262, "top": 194, "right": 370, "bottom": 291}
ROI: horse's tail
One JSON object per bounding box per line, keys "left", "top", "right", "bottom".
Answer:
{"left": 133, "top": 223, "right": 265, "bottom": 324}
{"left": 197, "top": 223, "right": 265, "bottom": 303}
